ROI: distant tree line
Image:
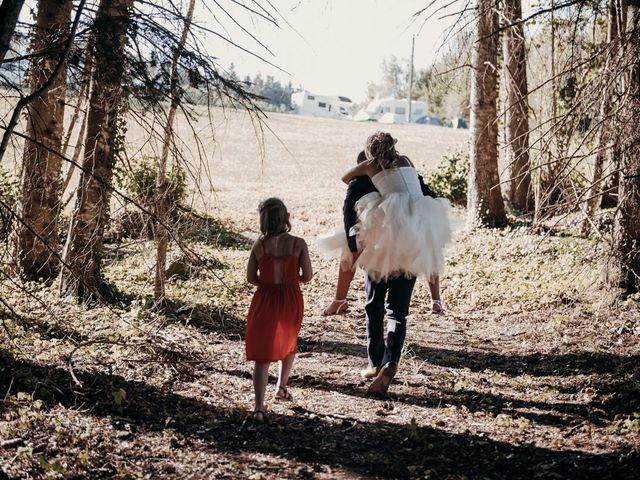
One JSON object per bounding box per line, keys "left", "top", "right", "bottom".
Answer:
{"left": 174, "top": 63, "right": 295, "bottom": 111}
{"left": 225, "top": 64, "right": 295, "bottom": 111}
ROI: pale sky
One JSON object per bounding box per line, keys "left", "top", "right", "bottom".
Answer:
{"left": 199, "top": 1, "right": 457, "bottom": 103}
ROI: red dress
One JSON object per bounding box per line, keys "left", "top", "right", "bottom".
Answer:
{"left": 245, "top": 238, "right": 304, "bottom": 362}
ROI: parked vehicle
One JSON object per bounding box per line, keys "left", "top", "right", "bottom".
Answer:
{"left": 353, "top": 98, "right": 428, "bottom": 123}
{"left": 291, "top": 90, "right": 352, "bottom": 119}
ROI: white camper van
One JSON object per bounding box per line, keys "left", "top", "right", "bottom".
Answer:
{"left": 353, "top": 98, "right": 428, "bottom": 123}
{"left": 291, "top": 90, "right": 353, "bottom": 119}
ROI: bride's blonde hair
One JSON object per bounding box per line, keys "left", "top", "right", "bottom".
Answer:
{"left": 365, "top": 132, "right": 399, "bottom": 169}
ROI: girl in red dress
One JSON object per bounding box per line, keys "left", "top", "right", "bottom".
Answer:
{"left": 245, "top": 198, "right": 313, "bottom": 423}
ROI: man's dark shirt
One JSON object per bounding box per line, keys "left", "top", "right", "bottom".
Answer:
{"left": 343, "top": 174, "right": 437, "bottom": 253}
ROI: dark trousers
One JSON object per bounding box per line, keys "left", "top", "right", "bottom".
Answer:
{"left": 364, "top": 273, "right": 416, "bottom": 367}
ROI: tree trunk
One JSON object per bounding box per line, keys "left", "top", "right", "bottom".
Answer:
{"left": 600, "top": 144, "right": 620, "bottom": 208}
{"left": 60, "top": 0, "right": 133, "bottom": 300}
{"left": 503, "top": 0, "right": 532, "bottom": 214}
{"left": 534, "top": 0, "right": 561, "bottom": 224}
{"left": 616, "top": 2, "right": 640, "bottom": 294}
{"left": 468, "top": 0, "right": 506, "bottom": 227}
{"left": 60, "top": 55, "right": 93, "bottom": 203}
{"left": 13, "top": 0, "right": 72, "bottom": 281}
{"left": 154, "top": 0, "right": 195, "bottom": 306}
{"left": 0, "top": 0, "right": 24, "bottom": 63}
{"left": 62, "top": 52, "right": 93, "bottom": 158}
{"left": 582, "top": 0, "right": 620, "bottom": 234}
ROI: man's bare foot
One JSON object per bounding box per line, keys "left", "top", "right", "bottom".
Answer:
{"left": 360, "top": 366, "right": 382, "bottom": 380}
{"left": 366, "top": 362, "right": 397, "bottom": 397}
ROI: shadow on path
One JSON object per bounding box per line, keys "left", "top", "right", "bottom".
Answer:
{"left": 290, "top": 337, "right": 640, "bottom": 423}
{"left": 295, "top": 337, "right": 640, "bottom": 379}
{"left": 404, "top": 342, "right": 640, "bottom": 378}
{"left": 12, "top": 314, "right": 91, "bottom": 345}
{"left": 2, "top": 350, "right": 637, "bottom": 479}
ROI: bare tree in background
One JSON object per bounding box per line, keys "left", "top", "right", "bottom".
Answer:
{"left": 503, "top": 0, "right": 532, "bottom": 214}
{"left": 59, "top": 43, "right": 94, "bottom": 204}
{"left": 154, "top": 0, "right": 196, "bottom": 306}
{"left": 617, "top": 1, "right": 640, "bottom": 294}
{"left": 582, "top": 0, "right": 622, "bottom": 234}
{"left": 0, "top": 0, "right": 24, "bottom": 63}
{"left": 60, "top": 0, "right": 134, "bottom": 300}
{"left": 13, "top": 0, "right": 73, "bottom": 281}
{"left": 468, "top": 0, "right": 506, "bottom": 227}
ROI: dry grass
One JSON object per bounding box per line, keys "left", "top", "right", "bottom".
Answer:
{"left": 124, "top": 108, "right": 469, "bottom": 237}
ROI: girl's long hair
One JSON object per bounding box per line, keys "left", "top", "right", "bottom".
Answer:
{"left": 258, "top": 197, "right": 291, "bottom": 237}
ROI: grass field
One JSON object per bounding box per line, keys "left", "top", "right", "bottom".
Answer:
{"left": 124, "top": 108, "right": 470, "bottom": 235}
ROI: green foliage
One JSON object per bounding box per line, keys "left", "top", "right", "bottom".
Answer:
{"left": 117, "top": 156, "right": 186, "bottom": 211}
{"left": 112, "top": 388, "right": 126, "bottom": 407}
{"left": 37, "top": 454, "right": 65, "bottom": 476}
{"left": 245, "top": 72, "right": 294, "bottom": 111}
{"left": 415, "top": 67, "right": 446, "bottom": 116}
{"left": 113, "top": 99, "right": 129, "bottom": 166}
{"left": 424, "top": 149, "right": 469, "bottom": 206}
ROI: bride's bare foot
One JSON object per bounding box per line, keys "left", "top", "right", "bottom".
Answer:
{"left": 322, "top": 298, "right": 349, "bottom": 316}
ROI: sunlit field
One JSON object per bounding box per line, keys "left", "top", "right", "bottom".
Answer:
{"left": 124, "top": 107, "right": 470, "bottom": 236}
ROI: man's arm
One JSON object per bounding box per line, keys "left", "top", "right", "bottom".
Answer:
{"left": 343, "top": 176, "right": 375, "bottom": 252}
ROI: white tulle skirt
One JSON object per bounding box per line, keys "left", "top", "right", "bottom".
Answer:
{"left": 316, "top": 227, "right": 354, "bottom": 272}
{"left": 351, "top": 192, "right": 452, "bottom": 282}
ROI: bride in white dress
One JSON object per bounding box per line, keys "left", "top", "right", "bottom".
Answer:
{"left": 341, "top": 132, "right": 452, "bottom": 282}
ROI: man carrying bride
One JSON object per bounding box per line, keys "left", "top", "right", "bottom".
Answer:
{"left": 339, "top": 132, "right": 452, "bottom": 396}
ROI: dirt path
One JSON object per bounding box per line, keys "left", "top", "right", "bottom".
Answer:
{"left": 1, "top": 111, "right": 639, "bottom": 479}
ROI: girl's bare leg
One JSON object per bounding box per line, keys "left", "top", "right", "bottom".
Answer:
{"left": 253, "top": 361, "right": 270, "bottom": 419}
{"left": 275, "top": 353, "right": 296, "bottom": 399}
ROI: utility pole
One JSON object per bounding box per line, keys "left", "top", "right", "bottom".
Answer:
{"left": 407, "top": 34, "right": 415, "bottom": 123}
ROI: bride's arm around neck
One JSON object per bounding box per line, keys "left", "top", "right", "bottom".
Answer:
{"left": 341, "top": 159, "right": 379, "bottom": 184}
